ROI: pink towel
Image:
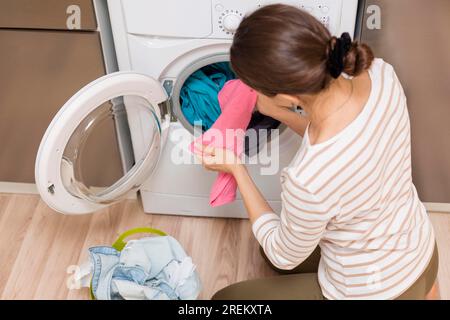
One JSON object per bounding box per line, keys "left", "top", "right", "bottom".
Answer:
{"left": 190, "top": 79, "right": 257, "bottom": 207}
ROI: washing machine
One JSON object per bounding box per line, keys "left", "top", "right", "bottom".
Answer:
{"left": 35, "top": 0, "right": 359, "bottom": 216}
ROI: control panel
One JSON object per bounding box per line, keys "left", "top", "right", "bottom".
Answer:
{"left": 211, "top": 0, "right": 357, "bottom": 39}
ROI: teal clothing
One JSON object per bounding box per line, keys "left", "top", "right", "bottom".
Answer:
{"left": 180, "top": 62, "right": 235, "bottom": 131}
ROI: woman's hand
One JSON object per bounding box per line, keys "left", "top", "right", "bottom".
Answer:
{"left": 195, "top": 143, "right": 242, "bottom": 175}
{"left": 195, "top": 143, "right": 273, "bottom": 224}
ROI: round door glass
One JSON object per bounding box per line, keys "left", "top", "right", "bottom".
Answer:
{"left": 60, "top": 95, "right": 161, "bottom": 204}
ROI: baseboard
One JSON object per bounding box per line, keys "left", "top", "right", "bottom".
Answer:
{"left": 0, "top": 182, "right": 137, "bottom": 200}
{"left": 0, "top": 182, "right": 38, "bottom": 194}
{"left": 424, "top": 202, "right": 450, "bottom": 214}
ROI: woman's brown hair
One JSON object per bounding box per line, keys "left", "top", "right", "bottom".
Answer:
{"left": 230, "top": 4, "right": 374, "bottom": 96}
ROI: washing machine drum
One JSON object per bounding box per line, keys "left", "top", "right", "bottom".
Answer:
{"left": 179, "top": 62, "right": 235, "bottom": 131}
{"left": 179, "top": 62, "right": 281, "bottom": 155}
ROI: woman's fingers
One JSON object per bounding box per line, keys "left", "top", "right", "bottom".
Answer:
{"left": 202, "top": 155, "right": 216, "bottom": 167}
{"left": 199, "top": 155, "right": 217, "bottom": 171}
{"left": 193, "top": 143, "right": 239, "bottom": 173}
{"left": 193, "top": 142, "right": 215, "bottom": 156}
{"left": 203, "top": 144, "right": 215, "bottom": 155}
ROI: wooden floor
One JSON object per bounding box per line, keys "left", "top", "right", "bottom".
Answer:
{"left": 0, "top": 193, "right": 448, "bottom": 300}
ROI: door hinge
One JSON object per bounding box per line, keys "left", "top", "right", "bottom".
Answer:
{"left": 160, "top": 80, "right": 176, "bottom": 122}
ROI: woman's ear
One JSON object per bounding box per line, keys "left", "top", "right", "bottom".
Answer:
{"left": 277, "top": 93, "right": 302, "bottom": 107}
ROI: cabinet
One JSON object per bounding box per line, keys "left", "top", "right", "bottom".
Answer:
{"left": 0, "top": 0, "right": 123, "bottom": 190}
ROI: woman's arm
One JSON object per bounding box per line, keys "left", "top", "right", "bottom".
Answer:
{"left": 231, "top": 165, "right": 272, "bottom": 224}
{"left": 197, "top": 144, "right": 334, "bottom": 270}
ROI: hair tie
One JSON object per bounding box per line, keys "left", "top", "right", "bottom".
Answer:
{"left": 327, "top": 32, "right": 352, "bottom": 79}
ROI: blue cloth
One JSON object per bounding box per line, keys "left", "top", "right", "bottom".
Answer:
{"left": 89, "top": 236, "right": 201, "bottom": 300}
{"left": 180, "top": 62, "right": 235, "bottom": 131}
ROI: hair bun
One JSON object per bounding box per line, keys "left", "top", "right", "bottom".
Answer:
{"left": 343, "top": 41, "right": 375, "bottom": 77}
{"left": 327, "top": 33, "right": 374, "bottom": 78}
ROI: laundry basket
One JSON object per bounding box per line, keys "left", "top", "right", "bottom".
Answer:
{"left": 89, "top": 227, "right": 167, "bottom": 300}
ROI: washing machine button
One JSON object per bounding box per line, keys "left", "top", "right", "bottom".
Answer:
{"left": 215, "top": 3, "right": 224, "bottom": 12}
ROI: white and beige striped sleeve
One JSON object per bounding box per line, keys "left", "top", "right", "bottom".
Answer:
{"left": 252, "top": 171, "right": 338, "bottom": 270}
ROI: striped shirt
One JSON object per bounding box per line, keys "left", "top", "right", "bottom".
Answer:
{"left": 252, "top": 58, "right": 436, "bottom": 299}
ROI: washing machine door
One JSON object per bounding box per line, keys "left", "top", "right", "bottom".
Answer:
{"left": 35, "top": 72, "right": 169, "bottom": 215}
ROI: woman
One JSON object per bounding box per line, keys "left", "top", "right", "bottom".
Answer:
{"left": 198, "top": 4, "right": 438, "bottom": 299}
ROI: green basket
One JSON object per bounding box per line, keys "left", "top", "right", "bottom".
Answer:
{"left": 89, "top": 227, "right": 167, "bottom": 300}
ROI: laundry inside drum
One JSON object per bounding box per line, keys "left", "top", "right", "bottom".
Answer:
{"left": 180, "top": 61, "right": 236, "bottom": 132}
{"left": 179, "top": 61, "right": 281, "bottom": 156}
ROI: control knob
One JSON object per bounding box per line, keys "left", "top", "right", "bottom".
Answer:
{"left": 222, "top": 13, "right": 241, "bottom": 33}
